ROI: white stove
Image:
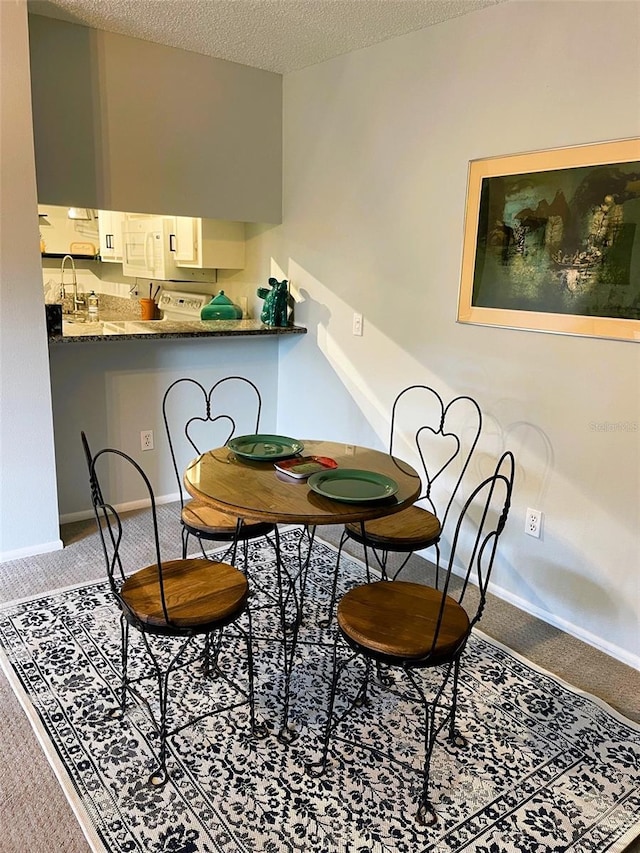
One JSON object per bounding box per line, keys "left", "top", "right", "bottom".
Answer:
{"left": 157, "top": 289, "right": 211, "bottom": 321}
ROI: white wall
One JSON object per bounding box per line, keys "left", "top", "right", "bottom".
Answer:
{"left": 269, "top": 0, "right": 640, "bottom": 666}
{"left": 0, "top": 0, "right": 62, "bottom": 561}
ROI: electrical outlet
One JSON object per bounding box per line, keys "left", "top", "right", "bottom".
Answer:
{"left": 352, "top": 312, "right": 363, "bottom": 336}
{"left": 525, "top": 507, "right": 542, "bottom": 538}
{"left": 141, "top": 430, "right": 154, "bottom": 451}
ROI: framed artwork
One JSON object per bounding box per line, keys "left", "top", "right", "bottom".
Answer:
{"left": 458, "top": 138, "right": 640, "bottom": 341}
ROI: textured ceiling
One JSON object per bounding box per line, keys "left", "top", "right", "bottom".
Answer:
{"left": 28, "top": 0, "right": 505, "bottom": 74}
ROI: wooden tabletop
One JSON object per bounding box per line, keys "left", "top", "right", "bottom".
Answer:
{"left": 183, "top": 439, "right": 422, "bottom": 526}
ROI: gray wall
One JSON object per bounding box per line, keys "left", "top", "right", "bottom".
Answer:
{"left": 46, "top": 219, "right": 294, "bottom": 518}
{"left": 0, "top": 0, "right": 61, "bottom": 559}
{"left": 29, "top": 15, "right": 282, "bottom": 223}
{"left": 50, "top": 337, "right": 281, "bottom": 517}
{"left": 0, "top": 5, "right": 285, "bottom": 561}
{"left": 268, "top": 0, "right": 640, "bottom": 666}
{"left": 1, "top": 1, "right": 638, "bottom": 667}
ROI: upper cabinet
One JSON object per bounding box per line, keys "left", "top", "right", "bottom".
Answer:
{"left": 39, "top": 206, "right": 247, "bottom": 274}
{"left": 172, "top": 217, "right": 245, "bottom": 270}
{"left": 38, "top": 205, "right": 100, "bottom": 257}
{"left": 97, "top": 210, "right": 125, "bottom": 263}
{"left": 109, "top": 211, "right": 245, "bottom": 272}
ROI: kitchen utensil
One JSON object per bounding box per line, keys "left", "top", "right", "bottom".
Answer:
{"left": 140, "top": 298, "right": 157, "bottom": 320}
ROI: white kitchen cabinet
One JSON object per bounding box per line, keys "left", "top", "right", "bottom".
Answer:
{"left": 171, "top": 217, "right": 245, "bottom": 270}
{"left": 97, "top": 210, "right": 125, "bottom": 262}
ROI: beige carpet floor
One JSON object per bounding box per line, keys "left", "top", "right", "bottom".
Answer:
{"left": 1, "top": 506, "right": 638, "bottom": 853}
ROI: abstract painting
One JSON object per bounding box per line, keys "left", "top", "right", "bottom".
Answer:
{"left": 458, "top": 139, "right": 640, "bottom": 341}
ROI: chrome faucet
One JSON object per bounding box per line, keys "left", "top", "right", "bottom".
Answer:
{"left": 60, "top": 255, "right": 85, "bottom": 314}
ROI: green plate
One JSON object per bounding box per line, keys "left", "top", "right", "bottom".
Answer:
{"left": 227, "top": 434, "right": 304, "bottom": 461}
{"left": 307, "top": 469, "right": 399, "bottom": 503}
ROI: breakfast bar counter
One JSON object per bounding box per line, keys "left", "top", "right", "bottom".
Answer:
{"left": 49, "top": 318, "right": 307, "bottom": 343}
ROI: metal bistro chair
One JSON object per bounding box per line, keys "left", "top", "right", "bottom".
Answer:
{"left": 321, "top": 385, "right": 483, "bottom": 626}
{"left": 308, "top": 451, "right": 515, "bottom": 826}
{"left": 162, "top": 376, "right": 275, "bottom": 563}
{"left": 82, "top": 431, "right": 265, "bottom": 787}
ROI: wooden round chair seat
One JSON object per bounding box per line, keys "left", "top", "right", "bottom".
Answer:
{"left": 121, "top": 558, "right": 248, "bottom": 630}
{"left": 183, "top": 500, "right": 274, "bottom": 540}
{"left": 337, "top": 580, "right": 470, "bottom": 661}
{"left": 345, "top": 504, "right": 441, "bottom": 550}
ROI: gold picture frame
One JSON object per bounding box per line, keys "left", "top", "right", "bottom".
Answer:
{"left": 457, "top": 138, "right": 640, "bottom": 342}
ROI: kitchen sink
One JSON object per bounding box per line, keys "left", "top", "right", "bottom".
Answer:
{"left": 60, "top": 319, "right": 163, "bottom": 337}
{"left": 101, "top": 321, "right": 163, "bottom": 335}
{"left": 62, "top": 319, "right": 104, "bottom": 336}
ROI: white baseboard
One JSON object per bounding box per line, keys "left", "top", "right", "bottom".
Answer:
{"left": 54, "top": 506, "right": 640, "bottom": 672}
{"left": 59, "top": 491, "right": 181, "bottom": 526}
{"left": 418, "top": 548, "right": 640, "bottom": 672}
{"left": 486, "top": 577, "right": 640, "bottom": 672}
{"left": 0, "top": 538, "right": 63, "bottom": 563}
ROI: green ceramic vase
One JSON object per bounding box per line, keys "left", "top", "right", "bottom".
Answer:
{"left": 200, "top": 290, "right": 242, "bottom": 321}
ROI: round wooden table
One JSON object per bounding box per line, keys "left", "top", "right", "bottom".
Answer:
{"left": 183, "top": 439, "right": 422, "bottom": 741}
{"left": 183, "top": 439, "right": 422, "bottom": 525}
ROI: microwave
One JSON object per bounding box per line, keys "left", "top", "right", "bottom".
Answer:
{"left": 122, "top": 216, "right": 179, "bottom": 280}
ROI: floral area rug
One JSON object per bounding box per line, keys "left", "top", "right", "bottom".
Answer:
{"left": 0, "top": 531, "right": 639, "bottom": 853}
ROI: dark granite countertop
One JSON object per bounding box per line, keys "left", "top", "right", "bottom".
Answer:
{"left": 49, "top": 318, "right": 307, "bottom": 342}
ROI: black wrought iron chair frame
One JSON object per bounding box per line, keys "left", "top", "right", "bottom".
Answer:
{"left": 162, "top": 375, "right": 276, "bottom": 563}
{"left": 163, "top": 377, "right": 326, "bottom": 743}
{"left": 83, "top": 433, "right": 266, "bottom": 787}
{"left": 307, "top": 450, "right": 515, "bottom": 827}
{"left": 321, "top": 385, "right": 483, "bottom": 627}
